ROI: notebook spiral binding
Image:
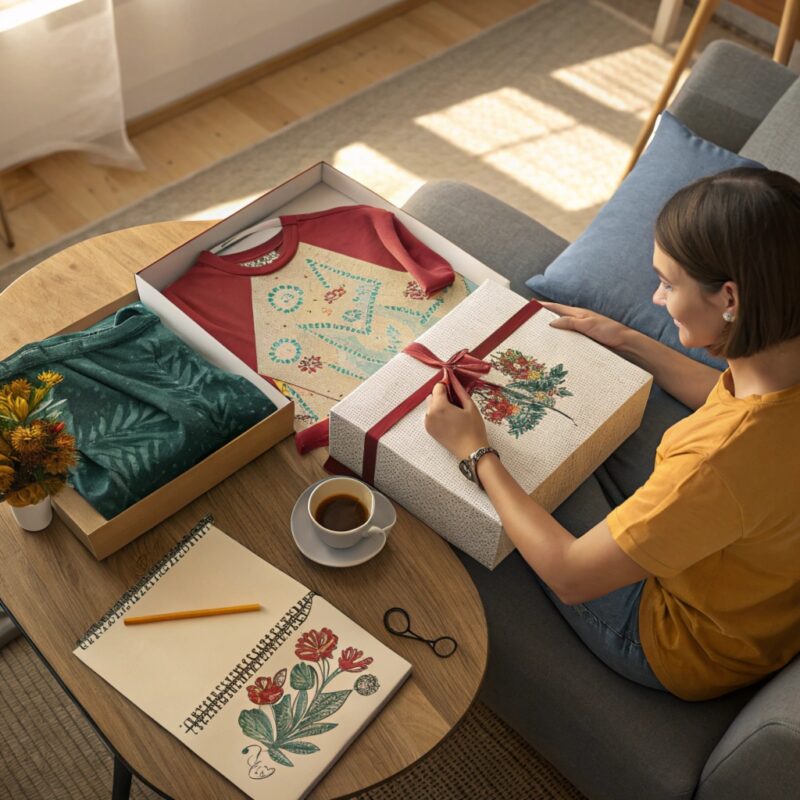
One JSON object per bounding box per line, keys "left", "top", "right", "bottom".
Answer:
{"left": 181, "top": 590, "right": 316, "bottom": 735}
{"left": 75, "top": 515, "right": 215, "bottom": 650}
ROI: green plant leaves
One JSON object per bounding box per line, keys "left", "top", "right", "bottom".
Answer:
{"left": 282, "top": 741, "right": 320, "bottom": 755}
{"left": 293, "top": 722, "right": 337, "bottom": 738}
{"left": 267, "top": 746, "right": 293, "bottom": 768}
{"left": 305, "top": 690, "right": 351, "bottom": 725}
{"left": 239, "top": 708, "right": 273, "bottom": 745}
{"left": 290, "top": 662, "right": 316, "bottom": 690}
{"left": 272, "top": 696, "right": 293, "bottom": 741}
{"left": 292, "top": 689, "right": 308, "bottom": 726}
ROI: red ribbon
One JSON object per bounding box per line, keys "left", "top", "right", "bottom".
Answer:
{"left": 361, "top": 298, "right": 543, "bottom": 483}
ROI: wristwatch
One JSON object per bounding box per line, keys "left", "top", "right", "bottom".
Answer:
{"left": 458, "top": 446, "right": 500, "bottom": 491}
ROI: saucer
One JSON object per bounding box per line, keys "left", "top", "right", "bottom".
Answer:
{"left": 290, "top": 479, "right": 395, "bottom": 568}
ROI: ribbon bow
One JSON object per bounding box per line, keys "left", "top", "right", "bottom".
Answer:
{"left": 402, "top": 342, "right": 494, "bottom": 405}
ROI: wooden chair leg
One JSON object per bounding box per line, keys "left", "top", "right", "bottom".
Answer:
{"left": 774, "top": 0, "right": 800, "bottom": 65}
{"left": 622, "top": 0, "right": 721, "bottom": 178}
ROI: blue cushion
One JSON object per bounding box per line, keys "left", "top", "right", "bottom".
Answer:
{"left": 525, "top": 112, "right": 764, "bottom": 370}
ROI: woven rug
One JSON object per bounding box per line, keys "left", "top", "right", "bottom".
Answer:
{"left": 0, "top": 0, "right": 757, "bottom": 292}
{"left": 0, "top": 636, "right": 586, "bottom": 800}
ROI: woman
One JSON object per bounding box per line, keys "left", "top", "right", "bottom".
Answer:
{"left": 424, "top": 168, "right": 800, "bottom": 701}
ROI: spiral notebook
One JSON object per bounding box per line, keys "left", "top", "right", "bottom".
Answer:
{"left": 74, "top": 516, "right": 411, "bottom": 800}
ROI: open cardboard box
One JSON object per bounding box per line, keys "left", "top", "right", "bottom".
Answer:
{"left": 54, "top": 163, "right": 508, "bottom": 559}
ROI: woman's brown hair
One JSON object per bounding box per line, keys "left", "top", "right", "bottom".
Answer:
{"left": 654, "top": 167, "right": 800, "bottom": 359}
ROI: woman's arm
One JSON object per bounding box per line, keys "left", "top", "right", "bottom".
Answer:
{"left": 424, "top": 382, "right": 648, "bottom": 603}
{"left": 540, "top": 301, "right": 722, "bottom": 411}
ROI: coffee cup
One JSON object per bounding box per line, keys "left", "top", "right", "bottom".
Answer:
{"left": 307, "top": 477, "right": 390, "bottom": 550}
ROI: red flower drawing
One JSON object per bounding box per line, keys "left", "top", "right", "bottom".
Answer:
{"left": 403, "top": 280, "right": 427, "bottom": 300}
{"left": 247, "top": 669, "right": 286, "bottom": 705}
{"left": 484, "top": 398, "right": 518, "bottom": 422}
{"left": 338, "top": 647, "right": 373, "bottom": 673}
{"left": 298, "top": 355, "right": 323, "bottom": 374}
{"left": 296, "top": 628, "right": 338, "bottom": 662}
{"left": 324, "top": 286, "right": 346, "bottom": 304}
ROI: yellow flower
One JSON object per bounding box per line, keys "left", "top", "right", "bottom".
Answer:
{"left": 10, "top": 423, "right": 46, "bottom": 456}
{"left": 37, "top": 371, "right": 63, "bottom": 386}
{"left": 527, "top": 370, "right": 542, "bottom": 381}
{"left": 5, "top": 482, "right": 47, "bottom": 507}
{"left": 10, "top": 396, "right": 29, "bottom": 421}
{"left": 7, "top": 379, "right": 31, "bottom": 398}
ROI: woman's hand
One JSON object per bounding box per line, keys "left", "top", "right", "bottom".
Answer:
{"left": 424, "top": 378, "right": 489, "bottom": 461}
{"left": 539, "top": 300, "right": 631, "bottom": 351}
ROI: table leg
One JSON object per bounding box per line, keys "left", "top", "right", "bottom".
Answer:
{"left": 112, "top": 754, "right": 132, "bottom": 800}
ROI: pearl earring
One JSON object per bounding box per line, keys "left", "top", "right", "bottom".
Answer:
{"left": 723, "top": 310, "right": 735, "bottom": 323}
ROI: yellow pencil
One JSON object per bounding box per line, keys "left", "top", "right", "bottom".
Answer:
{"left": 123, "top": 603, "right": 262, "bottom": 626}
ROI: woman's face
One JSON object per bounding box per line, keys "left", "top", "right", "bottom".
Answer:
{"left": 651, "top": 243, "right": 736, "bottom": 351}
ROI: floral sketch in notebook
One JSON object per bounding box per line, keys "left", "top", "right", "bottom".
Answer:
{"left": 239, "top": 627, "right": 378, "bottom": 779}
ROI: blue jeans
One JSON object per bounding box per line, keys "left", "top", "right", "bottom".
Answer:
{"left": 538, "top": 578, "right": 666, "bottom": 691}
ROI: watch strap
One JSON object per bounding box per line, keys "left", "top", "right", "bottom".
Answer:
{"left": 470, "top": 446, "right": 499, "bottom": 490}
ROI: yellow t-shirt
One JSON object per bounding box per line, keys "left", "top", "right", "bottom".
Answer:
{"left": 607, "top": 370, "right": 800, "bottom": 700}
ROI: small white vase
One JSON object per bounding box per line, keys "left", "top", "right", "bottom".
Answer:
{"left": 10, "top": 496, "right": 53, "bottom": 532}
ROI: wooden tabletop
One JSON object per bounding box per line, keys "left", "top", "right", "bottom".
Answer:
{"left": 0, "top": 223, "right": 488, "bottom": 800}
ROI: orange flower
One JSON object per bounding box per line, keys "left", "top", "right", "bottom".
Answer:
{"left": 0, "top": 454, "right": 14, "bottom": 494}
{"left": 42, "top": 433, "right": 78, "bottom": 474}
{"left": 7, "top": 379, "right": 31, "bottom": 398}
{"left": 10, "top": 423, "right": 47, "bottom": 456}
{"left": 5, "top": 483, "right": 47, "bottom": 507}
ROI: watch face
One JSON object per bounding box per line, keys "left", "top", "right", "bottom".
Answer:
{"left": 459, "top": 459, "right": 473, "bottom": 480}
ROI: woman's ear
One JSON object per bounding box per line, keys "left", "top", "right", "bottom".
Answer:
{"left": 722, "top": 280, "right": 739, "bottom": 315}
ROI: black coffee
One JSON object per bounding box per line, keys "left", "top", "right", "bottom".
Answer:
{"left": 315, "top": 494, "right": 369, "bottom": 531}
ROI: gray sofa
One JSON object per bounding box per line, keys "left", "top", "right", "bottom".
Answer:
{"left": 403, "top": 41, "right": 800, "bottom": 800}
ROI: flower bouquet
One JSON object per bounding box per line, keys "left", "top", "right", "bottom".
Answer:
{"left": 0, "top": 372, "right": 77, "bottom": 529}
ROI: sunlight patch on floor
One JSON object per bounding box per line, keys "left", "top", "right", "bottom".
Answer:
{"left": 415, "top": 88, "right": 576, "bottom": 156}
{"left": 180, "top": 194, "right": 261, "bottom": 221}
{"left": 332, "top": 143, "right": 425, "bottom": 206}
{"left": 485, "top": 125, "right": 630, "bottom": 212}
{"left": 550, "top": 45, "right": 669, "bottom": 113}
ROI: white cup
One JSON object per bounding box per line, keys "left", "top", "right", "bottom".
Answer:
{"left": 307, "top": 477, "right": 390, "bottom": 550}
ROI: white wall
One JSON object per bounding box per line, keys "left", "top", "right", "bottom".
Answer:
{"left": 113, "top": 0, "right": 398, "bottom": 120}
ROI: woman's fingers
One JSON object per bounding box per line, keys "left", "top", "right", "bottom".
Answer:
{"left": 539, "top": 300, "right": 586, "bottom": 317}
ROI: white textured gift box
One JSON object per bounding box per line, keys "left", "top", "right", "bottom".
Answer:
{"left": 329, "top": 281, "right": 652, "bottom": 569}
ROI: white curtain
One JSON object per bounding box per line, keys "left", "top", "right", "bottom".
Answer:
{"left": 0, "top": 0, "right": 142, "bottom": 171}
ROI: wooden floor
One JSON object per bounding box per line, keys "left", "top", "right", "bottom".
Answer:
{"left": 0, "top": 0, "right": 537, "bottom": 271}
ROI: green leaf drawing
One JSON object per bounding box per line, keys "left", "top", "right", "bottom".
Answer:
{"left": 282, "top": 740, "right": 320, "bottom": 755}
{"left": 290, "top": 662, "right": 316, "bottom": 691}
{"left": 268, "top": 746, "right": 294, "bottom": 768}
{"left": 239, "top": 708, "right": 273, "bottom": 745}
{"left": 292, "top": 689, "right": 308, "bottom": 727}
{"left": 293, "top": 722, "right": 338, "bottom": 739}
{"left": 272, "top": 695, "right": 293, "bottom": 741}
{"left": 305, "top": 690, "right": 351, "bottom": 725}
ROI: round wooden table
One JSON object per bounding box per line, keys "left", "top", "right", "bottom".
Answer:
{"left": 0, "top": 223, "right": 488, "bottom": 800}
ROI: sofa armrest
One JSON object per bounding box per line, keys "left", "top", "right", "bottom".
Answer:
{"left": 669, "top": 41, "right": 796, "bottom": 153}
{"left": 695, "top": 656, "right": 800, "bottom": 800}
{"left": 402, "top": 180, "right": 569, "bottom": 297}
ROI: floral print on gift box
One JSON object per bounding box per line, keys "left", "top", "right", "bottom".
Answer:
{"left": 472, "top": 348, "right": 575, "bottom": 438}
{"left": 238, "top": 627, "right": 376, "bottom": 779}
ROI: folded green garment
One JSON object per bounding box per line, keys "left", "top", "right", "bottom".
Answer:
{"left": 0, "top": 303, "right": 276, "bottom": 518}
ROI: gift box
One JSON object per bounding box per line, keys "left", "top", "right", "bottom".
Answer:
{"left": 329, "top": 280, "right": 653, "bottom": 569}
{"left": 45, "top": 163, "right": 508, "bottom": 560}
